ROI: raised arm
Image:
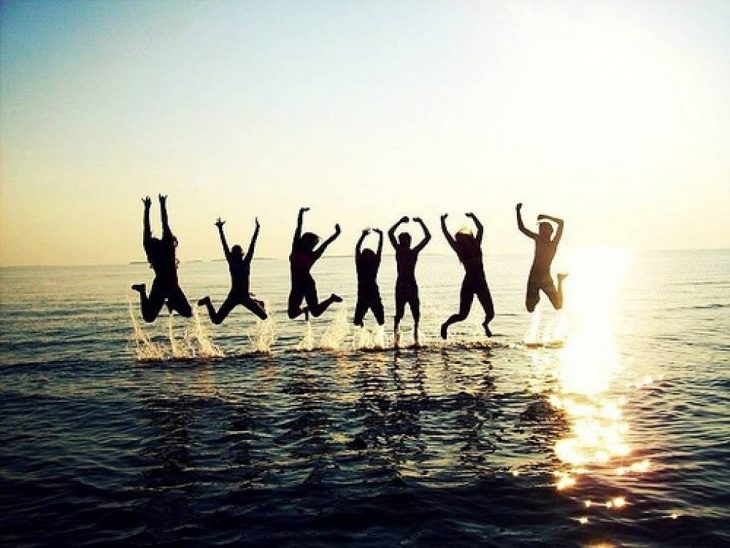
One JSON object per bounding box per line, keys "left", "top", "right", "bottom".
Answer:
{"left": 388, "top": 216, "right": 409, "bottom": 248}
{"left": 356, "top": 229, "right": 368, "bottom": 257}
{"left": 293, "top": 207, "right": 309, "bottom": 249}
{"left": 159, "top": 194, "right": 172, "bottom": 240}
{"left": 215, "top": 218, "right": 230, "bottom": 258}
{"left": 538, "top": 213, "right": 564, "bottom": 243}
{"left": 440, "top": 214, "right": 457, "bottom": 250}
{"left": 314, "top": 223, "right": 341, "bottom": 260}
{"left": 413, "top": 217, "right": 431, "bottom": 252}
{"left": 245, "top": 217, "right": 260, "bottom": 262}
{"left": 142, "top": 196, "right": 152, "bottom": 245}
{"left": 466, "top": 212, "right": 483, "bottom": 243}
{"left": 516, "top": 203, "right": 537, "bottom": 239}
{"left": 374, "top": 228, "right": 383, "bottom": 259}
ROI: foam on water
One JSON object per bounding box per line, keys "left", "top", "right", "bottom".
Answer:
{"left": 188, "top": 308, "right": 224, "bottom": 358}
{"left": 297, "top": 319, "right": 315, "bottom": 351}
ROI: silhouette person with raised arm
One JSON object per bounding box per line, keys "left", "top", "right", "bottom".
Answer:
{"left": 440, "top": 212, "right": 494, "bottom": 339}
{"left": 516, "top": 203, "right": 567, "bottom": 312}
{"left": 198, "top": 217, "right": 267, "bottom": 324}
{"left": 287, "top": 207, "right": 343, "bottom": 319}
{"left": 388, "top": 216, "right": 431, "bottom": 346}
{"left": 354, "top": 228, "right": 385, "bottom": 327}
{"left": 132, "top": 194, "right": 192, "bottom": 322}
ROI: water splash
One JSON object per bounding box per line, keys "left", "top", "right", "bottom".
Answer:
{"left": 320, "top": 307, "right": 350, "bottom": 351}
{"left": 249, "top": 317, "right": 276, "bottom": 353}
{"left": 297, "top": 319, "right": 315, "bottom": 351}
{"left": 188, "top": 308, "right": 224, "bottom": 358}
{"left": 167, "top": 314, "right": 191, "bottom": 359}
{"left": 128, "top": 302, "right": 166, "bottom": 361}
{"left": 525, "top": 308, "right": 542, "bottom": 345}
{"left": 353, "top": 324, "right": 388, "bottom": 350}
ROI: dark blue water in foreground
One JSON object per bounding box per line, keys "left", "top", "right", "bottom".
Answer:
{"left": 1, "top": 250, "right": 728, "bottom": 546}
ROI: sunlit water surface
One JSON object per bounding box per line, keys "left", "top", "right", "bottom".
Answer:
{"left": 1, "top": 250, "right": 728, "bottom": 546}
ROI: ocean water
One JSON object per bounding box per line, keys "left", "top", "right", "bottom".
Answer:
{"left": 0, "top": 249, "right": 728, "bottom": 546}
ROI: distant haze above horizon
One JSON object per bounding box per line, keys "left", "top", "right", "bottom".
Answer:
{"left": 1, "top": 0, "right": 728, "bottom": 266}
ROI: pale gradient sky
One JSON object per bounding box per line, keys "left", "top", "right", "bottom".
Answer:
{"left": 1, "top": 0, "right": 728, "bottom": 266}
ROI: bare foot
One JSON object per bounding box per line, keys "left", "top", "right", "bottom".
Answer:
{"left": 131, "top": 283, "right": 145, "bottom": 293}
{"left": 557, "top": 273, "right": 568, "bottom": 282}
{"left": 197, "top": 296, "right": 210, "bottom": 306}
{"left": 440, "top": 322, "right": 449, "bottom": 340}
{"left": 331, "top": 294, "right": 343, "bottom": 303}
{"left": 482, "top": 321, "right": 492, "bottom": 337}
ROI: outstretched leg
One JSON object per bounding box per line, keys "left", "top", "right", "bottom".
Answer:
{"left": 525, "top": 281, "right": 540, "bottom": 313}
{"left": 476, "top": 283, "right": 495, "bottom": 337}
{"left": 132, "top": 280, "right": 166, "bottom": 323}
{"left": 394, "top": 290, "right": 406, "bottom": 345}
{"left": 353, "top": 299, "right": 368, "bottom": 327}
{"left": 409, "top": 295, "right": 421, "bottom": 346}
{"left": 440, "top": 279, "right": 474, "bottom": 339}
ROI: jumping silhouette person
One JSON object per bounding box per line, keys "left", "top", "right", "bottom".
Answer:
{"left": 132, "top": 194, "right": 192, "bottom": 322}
{"left": 354, "top": 228, "right": 385, "bottom": 327}
{"left": 197, "top": 217, "right": 267, "bottom": 324}
{"left": 287, "top": 207, "right": 343, "bottom": 319}
{"left": 440, "top": 212, "right": 494, "bottom": 339}
{"left": 388, "top": 216, "right": 431, "bottom": 346}
{"left": 516, "top": 203, "right": 567, "bottom": 312}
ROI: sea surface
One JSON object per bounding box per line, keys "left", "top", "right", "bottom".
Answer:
{"left": 1, "top": 249, "right": 728, "bottom": 546}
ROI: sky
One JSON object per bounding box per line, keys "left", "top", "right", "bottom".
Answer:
{"left": 1, "top": 0, "right": 728, "bottom": 266}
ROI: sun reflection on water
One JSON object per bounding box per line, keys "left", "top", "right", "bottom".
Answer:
{"left": 546, "top": 247, "right": 653, "bottom": 511}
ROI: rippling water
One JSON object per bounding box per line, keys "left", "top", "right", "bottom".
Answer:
{"left": 1, "top": 249, "right": 728, "bottom": 546}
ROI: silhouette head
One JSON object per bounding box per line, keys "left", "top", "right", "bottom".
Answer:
{"left": 146, "top": 237, "right": 174, "bottom": 267}
{"left": 538, "top": 222, "right": 554, "bottom": 240}
{"left": 398, "top": 233, "right": 412, "bottom": 249}
{"left": 454, "top": 229, "right": 478, "bottom": 260}
{"left": 230, "top": 244, "right": 244, "bottom": 260}
{"left": 299, "top": 232, "right": 320, "bottom": 252}
{"left": 360, "top": 248, "right": 377, "bottom": 268}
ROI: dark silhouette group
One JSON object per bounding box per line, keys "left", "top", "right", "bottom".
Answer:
{"left": 132, "top": 196, "right": 567, "bottom": 344}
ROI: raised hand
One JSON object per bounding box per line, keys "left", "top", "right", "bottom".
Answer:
{"left": 441, "top": 213, "right": 448, "bottom": 221}
{"left": 158, "top": 194, "right": 167, "bottom": 204}
{"left": 300, "top": 207, "right": 310, "bottom": 214}
{"left": 215, "top": 217, "right": 225, "bottom": 228}
{"left": 373, "top": 228, "right": 382, "bottom": 235}
{"left": 334, "top": 223, "right": 342, "bottom": 235}
{"left": 413, "top": 217, "right": 423, "bottom": 223}
{"left": 362, "top": 228, "right": 371, "bottom": 236}
{"left": 142, "top": 196, "right": 152, "bottom": 209}
{"left": 516, "top": 203, "right": 523, "bottom": 211}
{"left": 537, "top": 214, "right": 546, "bottom": 221}
{"left": 255, "top": 217, "right": 260, "bottom": 229}
{"left": 466, "top": 212, "right": 475, "bottom": 218}
{"left": 400, "top": 216, "right": 409, "bottom": 223}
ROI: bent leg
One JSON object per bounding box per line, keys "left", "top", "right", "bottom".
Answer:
{"left": 545, "top": 274, "right": 568, "bottom": 310}
{"left": 208, "top": 294, "right": 238, "bottom": 324}
{"left": 441, "top": 280, "right": 474, "bottom": 339}
{"left": 306, "top": 286, "right": 340, "bottom": 317}
{"left": 526, "top": 281, "right": 540, "bottom": 313}
{"left": 167, "top": 286, "right": 193, "bottom": 318}
{"left": 476, "top": 283, "right": 495, "bottom": 336}
{"left": 287, "top": 288, "right": 306, "bottom": 319}
{"left": 409, "top": 294, "right": 421, "bottom": 345}
{"left": 138, "top": 279, "right": 166, "bottom": 323}
{"left": 242, "top": 297, "right": 267, "bottom": 320}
